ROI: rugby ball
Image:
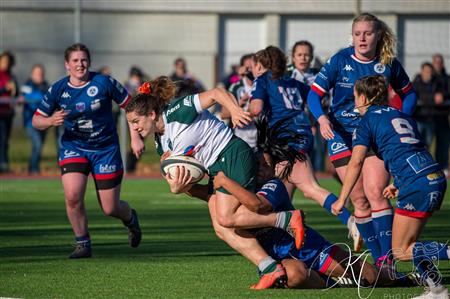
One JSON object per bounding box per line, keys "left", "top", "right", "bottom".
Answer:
{"left": 160, "top": 155, "right": 206, "bottom": 183}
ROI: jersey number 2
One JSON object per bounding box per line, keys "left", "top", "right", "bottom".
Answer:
{"left": 391, "top": 118, "right": 420, "bottom": 144}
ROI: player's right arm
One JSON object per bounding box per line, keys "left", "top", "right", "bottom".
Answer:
{"left": 213, "top": 171, "right": 272, "bottom": 213}
{"left": 32, "top": 109, "right": 68, "bottom": 130}
{"left": 307, "top": 55, "right": 339, "bottom": 140}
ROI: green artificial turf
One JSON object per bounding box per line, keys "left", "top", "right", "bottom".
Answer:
{"left": 0, "top": 178, "right": 449, "bottom": 299}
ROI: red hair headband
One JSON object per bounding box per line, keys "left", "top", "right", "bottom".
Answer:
{"left": 138, "top": 82, "right": 152, "bottom": 94}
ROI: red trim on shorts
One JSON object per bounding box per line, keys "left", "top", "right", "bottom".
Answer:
{"left": 59, "top": 157, "right": 89, "bottom": 166}
{"left": 395, "top": 208, "right": 431, "bottom": 219}
{"left": 319, "top": 245, "right": 339, "bottom": 274}
{"left": 93, "top": 169, "right": 124, "bottom": 180}
{"left": 330, "top": 150, "right": 352, "bottom": 161}
{"left": 311, "top": 84, "right": 326, "bottom": 97}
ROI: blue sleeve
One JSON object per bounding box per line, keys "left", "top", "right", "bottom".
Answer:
{"left": 250, "top": 77, "right": 268, "bottom": 101}
{"left": 256, "top": 179, "right": 294, "bottom": 212}
{"left": 36, "top": 85, "right": 58, "bottom": 117}
{"left": 307, "top": 89, "right": 326, "bottom": 120}
{"left": 400, "top": 90, "right": 417, "bottom": 115}
{"left": 352, "top": 116, "right": 372, "bottom": 148}
{"left": 104, "top": 75, "right": 131, "bottom": 108}
{"left": 390, "top": 59, "right": 416, "bottom": 115}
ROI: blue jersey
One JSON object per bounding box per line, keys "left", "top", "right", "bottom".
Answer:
{"left": 250, "top": 71, "right": 311, "bottom": 128}
{"left": 254, "top": 179, "right": 332, "bottom": 269}
{"left": 20, "top": 79, "right": 49, "bottom": 128}
{"left": 36, "top": 72, "right": 130, "bottom": 149}
{"left": 353, "top": 105, "right": 441, "bottom": 189}
{"left": 312, "top": 47, "right": 412, "bottom": 131}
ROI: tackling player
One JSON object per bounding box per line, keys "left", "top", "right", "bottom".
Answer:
{"left": 32, "top": 43, "right": 143, "bottom": 258}
{"left": 249, "top": 46, "right": 361, "bottom": 251}
{"left": 307, "top": 13, "right": 417, "bottom": 266}
{"left": 332, "top": 75, "right": 448, "bottom": 299}
{"left": 125, "top": 77, "right": 305, "bottom": 288}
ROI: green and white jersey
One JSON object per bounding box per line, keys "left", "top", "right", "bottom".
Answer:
{"left": 161, "top": 94, "right": 234, "bottom": 169}
{"left": 229, "top": 79, "right": 257, "bottom": 150}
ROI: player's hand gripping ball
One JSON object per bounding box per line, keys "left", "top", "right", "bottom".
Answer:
{"left": 160, "top": 155, "right": 206, "bottom": 183}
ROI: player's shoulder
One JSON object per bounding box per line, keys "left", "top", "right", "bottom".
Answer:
{"left": 332, "top": 47, "right": 354, "bottom": 61}
{"left": 90, "top": 72, "right": 112, "bottom": 85}
{"left": 47, "top": 76, "right": 70, "bottom": 97}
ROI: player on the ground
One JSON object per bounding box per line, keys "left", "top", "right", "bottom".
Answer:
{"left": 125, "top": 77, "right": 305, "bottom": 288}
{"left": 332, "top": 75, "right": 448, "bottom": 299}
{"left": 249, "top": 45, "right": 361, "bottom": 250}
{"left": 307, "top": 13, "right": 417, "bottom": 266}
{"left": 32, "top": 43, "right": 142, "bottom": 258}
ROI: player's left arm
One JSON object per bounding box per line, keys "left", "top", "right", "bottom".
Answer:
{"left": 213, "top": 171, "right": 272, "bottom": 213}
{"left": 198, "top": 87, "right": 251, "bottom": 128}
{"left": 332, "top": 145, "right": 368, "bottom": 215}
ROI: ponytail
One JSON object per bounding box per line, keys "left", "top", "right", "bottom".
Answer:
{"left": 125, "top": 76, "right": 177, "bottom": 116}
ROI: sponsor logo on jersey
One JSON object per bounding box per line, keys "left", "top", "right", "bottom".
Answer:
{"left": 374, "top": 63, "right": 386, "bottom": 74}
{"left": 48, "top": 86, "right": 52, "bottom": 93}
{"left": 342, "top": 76, "right": 349, "bottom": 82}
{"left": 91, "top": 99, "right": 101, "bottom": 111}
{"left": 99, "top": 164, "right": 117, "bottom": 173}
{"left": 343, "top": 64, "right": 354, "bottom": 71}
{"left": 87, "top": 86, "right": 99, "bottom": 97}
{"left": 183, "top": 145, "right": 196, "bottom": 156}
{"left": 166, "top": 103, "right": 180, "bottom": 116}
{"left": 183, "top": 97, "right": 192, "bottom": 107}
{"left": 76, "top": 102, "right": 86, "bottom": 112}
{"left": 61, "top": 92, "right": 71, "bottom": 99}
{"left": 63, "top": 150, "right": 80, "bottom": 158}
{"left": 42, "top": 101, "right": 50, "bottom": 109}
{"left": 341, "top": 110, "right": 357, "bottom": 118}
{"left": 403, "top": 203, "right": 416, "bottom": 211}
{"left": 262, "top": 183, "right": 277, "bottom": 192}
{"left": 427, "top": 171, "right": 444, "bottom": 181}
{"left": 331, "top": 142, "right": 348, "bottom": 153}
{"left": 115, "top": 81, "right": 124, "bottom": 93}
{"left": 318, "top": 72, "right": 328, "bottom": 80}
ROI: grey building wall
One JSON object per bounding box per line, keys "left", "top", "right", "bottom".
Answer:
{"left": 1, "top": 0, "right": 449, "bottom": 87}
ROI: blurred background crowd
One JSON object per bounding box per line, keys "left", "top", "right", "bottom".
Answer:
{"left": 0, "top": 0, "right": 449, "bottom": 176}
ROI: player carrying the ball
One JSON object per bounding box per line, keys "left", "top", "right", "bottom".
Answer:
{"left": 125, "top": 77, "right": 304, "bottom": 288}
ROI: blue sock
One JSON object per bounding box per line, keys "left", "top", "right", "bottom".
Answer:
{"left": 413, "top": 242, "right": 444, "bottom": 289}
{"left": 75, "top": 234, "right": 91, "bottom": 248}
{"left": 323, "top": 193, "right": 351, "bottom": 226}
{"left": 355, "top": 215, "right": 381, "bottom": 261}
{"left": 371, "top": 208, "right": 393, "bottom": 258}
{"left": 414, "top": 241, "right": 450, "bottom": 261}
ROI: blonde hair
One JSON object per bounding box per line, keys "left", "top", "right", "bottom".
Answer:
{"left": 352, "top": 13, "right": 396, "bottom": 65}
{"left": 354, "top": 75, "right": 388, "bottom": 107}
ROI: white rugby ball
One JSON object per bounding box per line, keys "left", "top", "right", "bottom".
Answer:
{"left": 160, "top": 155, "right": 206, "bottom": 183}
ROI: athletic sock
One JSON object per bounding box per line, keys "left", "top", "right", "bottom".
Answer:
{"left": 323, "top": 193, "right": 351, "bottom": 225}
{"left": 413, "top": 241, "right": 444, "bottom": 290}
{"left": 414, "top": 241, "right": 450, "bottom": 261}
{"left": 275, "top": 211, "right": 292, "bottom": 230}
{"left": 371, "top": 207, "right": 393, "bottom": 257}
{"left": 355, "top": 215, "right": 381, "bottom": 261}
{"left": 123, "top": 210, "right": 136, "bottom": 228}
{"left": 258, "top": 256, "right": 277, "bottom": 274}
{"left": 75, "top": 234, "right": 91, "bottom": 248}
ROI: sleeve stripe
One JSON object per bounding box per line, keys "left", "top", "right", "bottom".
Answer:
{"left": 119, "top": 94, "right": 132, "bottom": 108}
{"left": 35, "top": 109, "right": 48, "bottom": 117}
{"left": 192, "top": 94, "right": 203, "bottom": 114}
{"left": 311, "top": 83, "right": 326, "bottom": 97}
{"left": 401, "top": 83, "right": 413, "bottom": 94}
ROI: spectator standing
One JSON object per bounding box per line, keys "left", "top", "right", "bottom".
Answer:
{"left": 169, "top": 57, "right": 205, "bottom": 92}
{"left": 412, "top": 62, "right": 445, "bottom": 147}
{"left": 0, "top": 51, "right": 18, "bottom": 173}
{"left": 20, "top": 64, "right": 49, "bottom": 174}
